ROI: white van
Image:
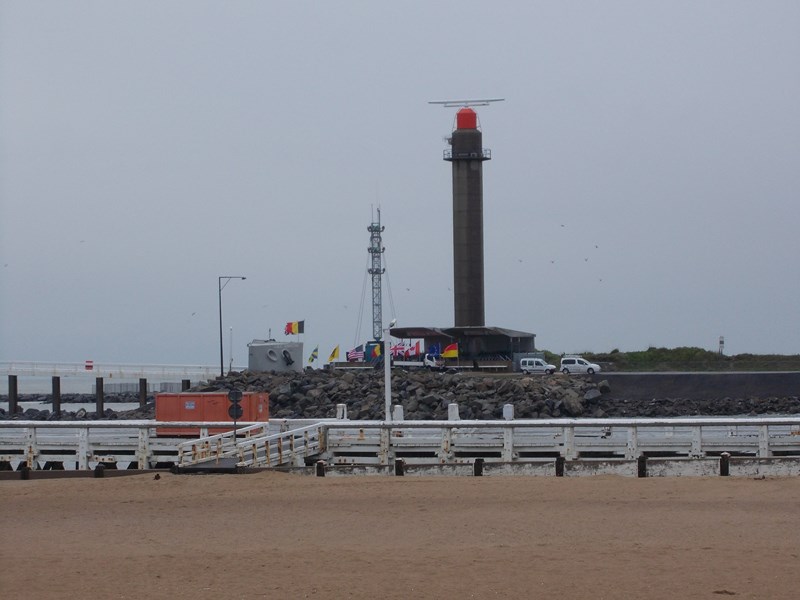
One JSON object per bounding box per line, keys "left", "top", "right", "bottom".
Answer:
{"left": 560, "top": 356, "right": 601, "bottom": 375}
{"left": 520, "top": 357, "right": 557, "bottom": 375}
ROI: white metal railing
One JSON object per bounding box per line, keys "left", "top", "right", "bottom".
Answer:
{"left": 2, "top": 415, "right": 799, "bottom": 473}
{"left": 1, "top": 361, "right": 246, "bottom": 379}
{"left": 322, "top": 416, "right": 800, "bottom": 465}
{"left": 0, "top": 420, "right": 265, "bottom": 471}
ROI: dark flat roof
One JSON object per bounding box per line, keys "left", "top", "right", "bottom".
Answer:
{"left": 388, "top": 326, "right": 453, "bottom": 340}
{"left": 390, "top": 325, "right": 535, "bottom": 339}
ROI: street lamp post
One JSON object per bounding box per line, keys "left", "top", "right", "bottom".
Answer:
{"left": 228, "top": 327, "right": 234, "bottom": 372}
{"left": 218, "top": 276, "right": 246, "bottom": 377}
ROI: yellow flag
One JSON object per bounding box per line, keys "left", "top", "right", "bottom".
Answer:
{"left": 328, "top": 345, "right": 340, "bottom": 362}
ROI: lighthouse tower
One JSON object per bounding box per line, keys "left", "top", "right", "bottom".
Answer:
{"left": 444, "top": 107, "right": 490, "bottom": 327}
{"left": 390, "top": 99, "right": 537, "bottom": 362}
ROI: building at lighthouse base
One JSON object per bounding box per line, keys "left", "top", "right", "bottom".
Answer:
{"left": 389, "top": 325, "right": 538, "bottom": 371}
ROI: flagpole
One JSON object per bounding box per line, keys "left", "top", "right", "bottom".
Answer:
{"left": 384, "top": 326, "right": 391, "bottom": 421}
{"left": 383, "top": 319, "right": 396, "bottom": 421}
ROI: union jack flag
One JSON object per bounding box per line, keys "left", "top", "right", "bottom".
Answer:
{"left": 391, "top": 341, "right": 422, "bottom": 358}
{"left": 390, "top": 343, "right": 407, "bottom": 357}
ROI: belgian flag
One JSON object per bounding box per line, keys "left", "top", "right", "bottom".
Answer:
{"left": 284, "top": 320, "right": 305, "bottom": 335}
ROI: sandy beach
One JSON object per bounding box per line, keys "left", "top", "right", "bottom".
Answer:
{"left": 2, "top": 472, "right": 798, "bottom": 599}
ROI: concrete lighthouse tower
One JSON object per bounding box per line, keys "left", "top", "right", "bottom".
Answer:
{"left": 445, "top": 107, "right": 490, "bottom": 327}
{"left": 391, "top": 99, "right": 537, "bottom": 365}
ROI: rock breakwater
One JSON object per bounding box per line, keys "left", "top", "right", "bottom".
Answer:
{"left": 3, "top": 369, "right": 799, "bottom": 420}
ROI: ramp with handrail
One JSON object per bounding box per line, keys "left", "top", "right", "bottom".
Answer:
{"left": 176, "top": 422, "right": 326, "bottom": 469}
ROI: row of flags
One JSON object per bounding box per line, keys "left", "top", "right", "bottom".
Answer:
{"left": 286, "top": 318, "right": 459, "bottom": 364}
{"left": 422, "top": 342, "right": 459, "bottom": 358}
{"left": 306, "top": 341, "right": 459, "bottom": 364}
{"left": 344, "top": 341, "right": 459, "bottom": 362}
{"left": 307, "top": 344, "right": 339, "bottom": 364}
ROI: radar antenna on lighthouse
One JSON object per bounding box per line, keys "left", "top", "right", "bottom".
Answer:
{"left": 428, "top": 98, "right": 505, "bottom": 108}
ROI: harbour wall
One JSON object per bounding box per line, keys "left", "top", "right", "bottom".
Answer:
{"left": 599, "top": 372, "right": 800, "bottom": 400}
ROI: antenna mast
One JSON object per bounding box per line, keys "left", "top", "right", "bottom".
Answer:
{"left": 367, "top": 208, "right": 385, "bottom": 341}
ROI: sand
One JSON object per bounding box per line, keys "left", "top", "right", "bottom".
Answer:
{"left": 1, "top": 472, "right": 798, "bottom": 599}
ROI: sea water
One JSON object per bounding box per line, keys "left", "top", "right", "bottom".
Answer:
{"left": 0, "top": 376, "right": 202, "bottom": 395}
{"left": 0, "top": 400, "right": 142, "bottom": 413}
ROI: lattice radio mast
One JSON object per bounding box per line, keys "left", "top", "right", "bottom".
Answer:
{"left": 367, "top": 208, "right": 385, "bottom": 341}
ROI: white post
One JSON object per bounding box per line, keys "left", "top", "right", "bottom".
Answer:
{"left": 447, "top": 403, "right": 461, "bottom": 421}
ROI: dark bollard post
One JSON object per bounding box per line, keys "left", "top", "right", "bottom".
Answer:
{"left": 637, "top": 455, "right": 648, "bottom": 478}
{"left": 394, "top": 458, "right": 405, "bottom": 476}
{"left": 473, "top": 458, "right": 484, "bottom": 477}
{"left": 555, "top": 456, "right": 565, "bottom": 477}
{"left": 315, "top": 460, "right": 326, "bottom": 477}
{"left": 95, "top": 377, "right": 104, "bottom": 416}
{"left": 94, "top": 464, "right": 106, "bottom": 478}
{"left": 181, "top": 379, "right": 191, "bottom": 391}
{"left": 720, "top": 452, "right": 730, "bottom": 477}
{"left": 20, "top": 465, "right": 31, "bottom": 480}
{"left": 52, "top": 376, "right": 61, "bottom": 416}
{"left": 138, "top": 378, "right": 147, "bottom": 409}
{"left": 8, "top": 375, "right": 18, "bottom": 415}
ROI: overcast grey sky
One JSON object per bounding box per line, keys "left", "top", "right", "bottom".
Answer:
{"left": 1, "top": 1, "right": 798, "bottom": 367}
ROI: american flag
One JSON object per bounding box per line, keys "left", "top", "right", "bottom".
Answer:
{"left": 346, "top": 345, "right": 365, "bottom": 361}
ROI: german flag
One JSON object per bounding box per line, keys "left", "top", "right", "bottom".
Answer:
{"left": 284, "top": 320, "right": 305, "bottom": 335}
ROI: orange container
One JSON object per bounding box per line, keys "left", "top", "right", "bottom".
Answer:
{"left": 155, "top": 392, "right": 269, "bottom": 436}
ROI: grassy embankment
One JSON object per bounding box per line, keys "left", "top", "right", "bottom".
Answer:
{"left": 539, "top": 347, "right": 800, "bottom": 372}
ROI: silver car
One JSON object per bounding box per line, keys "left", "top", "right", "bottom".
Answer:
{"left": 520, "top": 357, "right": 557, "bottom": 375}
{"left": 560, "top": 356, "right": 601, "bottom": 374}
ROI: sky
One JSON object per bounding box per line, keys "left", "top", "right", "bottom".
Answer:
{"left": 1, "top": 1, "right": 799, "bottom": 369}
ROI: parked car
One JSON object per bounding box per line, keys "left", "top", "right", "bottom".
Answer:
{"left": 560, "top": 356, "right": 601, "bottom": 375}
{"left": 520, "top": 357, "right": 557, "bottom": 375}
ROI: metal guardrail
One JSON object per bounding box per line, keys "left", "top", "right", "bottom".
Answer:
{"left": 323, "top": 416, "right": 800, "bottom": 465}
{"left": 2, "top": 415, "right": 799, "bottom": 473}
{"left": 443, "top": 148, "right": 492, "bottom": 160}
{"left": 1, "top": 361, "right": 246, "bottom": 378}
{"left": 0, "top": 421, "right": 267, "bottom": 471}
